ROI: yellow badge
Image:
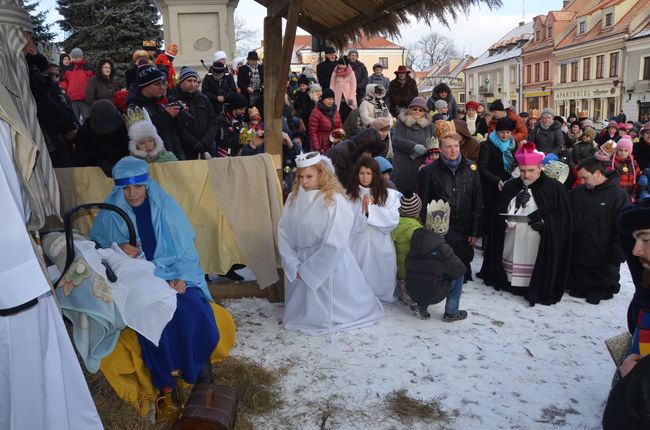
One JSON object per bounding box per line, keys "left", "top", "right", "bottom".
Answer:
{"left": 470, "top": 163, "right": 477, "bottom": 171}
{"left": 623, "top": 166, "right": 629, "bottom": 173}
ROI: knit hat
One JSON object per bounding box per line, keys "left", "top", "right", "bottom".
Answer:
{"left": 322, "top": 88, "right": 335, "bottom": 100}
{"left": 136, "top": 64, "right": 164, "bottom": 87}
{"left": 225, "top": 93, "right": 248, "bottom": 110}
{"left": 465, "top": 101, "right": 479, "bottom": 111}
{"left": 348, "top": 48, "right": 359, "bottom": 56}
{"left": 618, "top": 206, "right": 650, "bottom": 235}
{"left": 583, "top": 127, "right": 597, "bottom": 139}
{"left": 541, "top": 107, "right": 554, "bottom": 118}
{"left": 88, "top": 100, "right": 123, "bottom": 135}
{"left": 581, "top": 119, "right": 594, "bottom": 130}
{"left": 247, "top": 51, "right": 259, "bottom": 61}
{"left": 608, "top": 120, "right": 618, "bottom": 129}
{"left": 178, "top": 66, "right": 199, "bottom": 83}
{"left": 618, "top": 122, "right": 627, "bottom": 130}
{"left": 398, "top": 191, "right": 422, "bottom": 218}
{"left": 519, "top": 111, "right": 529, "bottom": 118}
{"left": 489, "top": 99, "right": 505, "bottom": 111}
{"left": 515, "top": 141, "right": 544, "bottom": 167}
{"left": 213, "top": 50, "right": 228, "bottom": 62}
{"left": 210, "top": 61, "right": 227, "bottom": 73}
{"left": 372, "top": 63, "right": 383, "bottom": 71}
{"left": 408, "top": 97, "right": 428, "bottom": 110}
{"left": 434, "top": 100, "right": 448, "bottom": 111}
{"left": 374, "top": 156, "right": 393, "bottom": 174}
{"left": 617, "top": 136, "right": 633, "bottom": 153}
{"left": 297, "top": 75, "right": 310, "bottom": 86}
{"left": 70, "top": 48, "right": 83, "bottom": 58}
{"left": 309, "top": 83, "right": 322, "bottom": 94}
{"left": 371, "top": 117, "right": 391, "bottom": 131}
{"left": 495, "top": 117, "right": 515, "bottom": 132}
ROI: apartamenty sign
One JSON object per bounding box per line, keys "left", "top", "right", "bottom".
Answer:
{"left": 554, "top": 86, "right": 620, "bottom": 101}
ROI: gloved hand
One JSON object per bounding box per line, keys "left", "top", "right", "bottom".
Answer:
{"left": 193, "top": 140, "right": 208, "bottom": 153}
{"left": 528, "top": 219, "right": 544, "bottom": 232}
{"left": 515, "top": 190, "right": 530, "bottom": 209}
{"left": 411, "top": 144, "right": 427, "bottom": 160}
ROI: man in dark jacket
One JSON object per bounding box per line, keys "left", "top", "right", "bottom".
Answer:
{"left": 168, "top": 66, "right": 219, "bottom": 159}
{"left": 237, "top": 51, "right": 264, "bottom": 114}
{"left": 387, "top": 65, "right": 418, "bottom": 117}
{"left": 201, "top": 61, "right": 237, "bottom": 115}
{"left": 487, "top": 99, "right": 528, "bottom": 144}
{"left": 327, "top": 128, "right": 387, "bottom": 186}
{"left": 126, "top": 63, "right": 186, "bottom": 159}
{"left": 426, "top": 82, "right": 458, "bottom": 119}
{"left": 316, "top": 46, "right": 338, "bottom": 90}
{"left": 214, "top": 93, "right": 248, "bottom": 157}
{"left": 569, "top": 157, "right": 630, "bottom": 304}
{"left": 417, "top": 132, "right": 482, "bottom": 281}
{"left": 529, "top": 108, "right": 564, "bottom": 155}
{"left": 347, "top": 49, "right": 368, "bottom": 106}
{"left": 634, "top": 122, "right": 650, "bottom": 170}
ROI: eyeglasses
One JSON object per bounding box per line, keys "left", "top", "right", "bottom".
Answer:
{"left": 411, "top": 108, "right": 425, "bottom": 112}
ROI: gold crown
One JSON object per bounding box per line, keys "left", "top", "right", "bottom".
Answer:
{"left": 124, "top": 106, "right": 146, "bottom": 129}
{"left": 529, "top": 109, "right": 540, "bottom": 119}
{"left": 165, "top": 44, "right": 179, "bottom": 56}
{"left": 425, "top": 199, "right": 450, "bottom": 235}
{"left": 578, "top": 110, "right": 588, "bottom": 118}
{"left": 435, "top": 120, "right": 456, "bottom": 139}
{"left": 142, "top": 40, "right": 157, "bottom": 48}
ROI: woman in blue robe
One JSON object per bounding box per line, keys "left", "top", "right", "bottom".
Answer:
{"left": 91, "top": 157, "right": 219, "bottom": 392}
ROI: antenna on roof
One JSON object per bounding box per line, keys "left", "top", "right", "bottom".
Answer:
{"left": 522, "top": 0, "right": 525, "bottom": 23}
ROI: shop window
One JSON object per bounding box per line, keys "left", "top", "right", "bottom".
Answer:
{"left": 460, "top": 93, "right": 466, "bottom": 103}
{"left": 609, "top": 52, "right": 618, "bottom": 77}
{"left": 582, "top": 99, "right": 589, "bottom": 112}
{"left": 583, "top": 57, "right": 591, "bottom": 80}
{"left": 596, "top": 55, "right": 604, "bottom": 79}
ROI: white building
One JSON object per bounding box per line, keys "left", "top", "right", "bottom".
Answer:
{"left": 623, "top": 21, "right": 650, "bottom": 123}
{"left": 464, "top": 21, "right": 533, "bottom": 110}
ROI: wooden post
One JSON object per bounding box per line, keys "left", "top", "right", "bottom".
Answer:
{"left": 263, "top": 15, "right": 283, "bottom": 176}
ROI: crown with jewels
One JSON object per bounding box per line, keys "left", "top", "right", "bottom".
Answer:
{"left": 124, "top": 106, "right": 147, "bottom": 129}
{"left": 142, "top": 40, "right": 157, "bottom": 48}
{"left": 543, "top": 160, "right": 569, "bottom": 184}
{"left": 295, "top": 151, "right": 322, "bottom": 168}
{"left": 435, "top": 120, "right": 456, "bottom": 139}
{"left": 426, "top": 199, "right": 450, "bottom": 235}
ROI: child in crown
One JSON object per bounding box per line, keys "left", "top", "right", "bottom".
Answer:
{"left": 126, "top": 107, "right": 177, "bottom": 163}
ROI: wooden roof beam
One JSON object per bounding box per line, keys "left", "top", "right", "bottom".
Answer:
{"left": 268, "top": 0, "right": 291, "bottom": 17}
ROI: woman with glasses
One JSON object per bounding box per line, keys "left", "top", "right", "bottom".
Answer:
{"left": 391, "top": 97, "right": 436, "bottom": 193}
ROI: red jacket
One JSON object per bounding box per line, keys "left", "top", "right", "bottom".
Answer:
{"left": 309, "top": 105, "right": 342, "bottom": 154}
{"left": 608, "top": 155, "right": 640, "bottom": 198}
{"left": 488, "top": 108, "right": 528, "bottom": 144}
{"left": 60, "top": 60, "right": 94, "bottom": 101}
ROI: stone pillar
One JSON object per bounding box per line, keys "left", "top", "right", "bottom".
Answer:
{"left": 155, "top": 0, "right": 239, "bottom": 69}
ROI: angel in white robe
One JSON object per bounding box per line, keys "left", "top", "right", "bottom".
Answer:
{"left": 346, "top": 157, "right": 401, "bottom": 302}
{"left": 278, "top": 153, "right": 383, "bottom": 336}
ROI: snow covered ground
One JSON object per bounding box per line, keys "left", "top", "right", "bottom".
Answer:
{"left": 222, "top": 254, "right": 633, "bottom": 430}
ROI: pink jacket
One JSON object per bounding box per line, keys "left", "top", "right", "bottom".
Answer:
{"left": 329, "top": 67, "right": 357, "bottom": 111}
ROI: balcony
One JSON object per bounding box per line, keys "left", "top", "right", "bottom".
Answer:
{"left": 479, "top": 85, "right": 493, "bottom": 96}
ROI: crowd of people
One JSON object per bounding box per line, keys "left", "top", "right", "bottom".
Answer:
{"left": 8, "top": 25, "right": 650, "bottom": 426}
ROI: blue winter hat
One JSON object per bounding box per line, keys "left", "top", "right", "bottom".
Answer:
{"left": 112, "top": 157, "right": 150, "bottom": 187}
{"left": 178, "top": 66, "right": 199, "bottom": 83}
{"left": 374, "top": 156, "right": 393, "bottom": 173}
{"left": 136, "top": 64, "right": 164, "bottom": 88}
{"left": 542, "top": 153, "right": 558, "bottom": 165}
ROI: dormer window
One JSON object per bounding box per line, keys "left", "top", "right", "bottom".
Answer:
{"left": 578, "top": 21, "right": 586, "bottom": 34}
{"left": 604, "top": 12, "right": 613, "bottom": 27}
{"left": 536, "top": 30, "right": 541, "bottom": 41}
{"left": 547, "top": 26, "right": 552, "bottom": 38}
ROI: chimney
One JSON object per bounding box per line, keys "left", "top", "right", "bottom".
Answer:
{"left": 519, "top": 21, "right": 525, "bottom": 27}
{"left": 563, "top": 0, "right": 570, "bottom": 7}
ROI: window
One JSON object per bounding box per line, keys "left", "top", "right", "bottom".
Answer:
{"left": 560, "top": 64, "right": 567, "bottom": 83}
{"left": 605, "top": 13, "right": 613, "bottom": 27}
{"left": 607, "top": 97, "right": 616, "bottom": 118}
{"left": 644, "top": 57, "right": 650, "bottom": 80}
{"left": 536, "top": 30, "right": 541, "bottom": 41}
{"left": 547, "top": 26, "right": 552, "bottom": 38}
{"left": 582, "top": 99, "right": 589, "bottom": 112}
{"left": 543, "top": 61, "right": 549, "bottom": 81}
{"left": 570, "top": 62, "right": 578, "bottom": 82}
{"left": 583, "top": 57, "right": 591, "bottom": 80}
{"left": 526, "top": 64, "right": 532, "bottom": 83}
{"left": 496, "top": 70, "right": 502, "bottom": 86}
{"left": 534, "top": 63, "right": 540, "bottom": 82}
{"left": 579, "top": 21, "right": 586, "bottom": 34}
{"left": 527, "top": 97, "right": 539, "bottom": 110}
{"left": 594, "top": 98, "right": 602, "bottom": 121}
{"left": 596, "top": 55, "right": 604, "bottom": 79}
{"left": 378, "top": 57, "right": 388, "bottom": 68}
{"left": 469, "top": 74, "right": 474, "bottom": 88}
{"left": 510, "top": 65, "right": 518, "bottom": 84}
{"left": 460, "top": 93, "right": 466, "bottom": 103}
{"left": 610, "top": 52, "right": 619, "bottom": 77}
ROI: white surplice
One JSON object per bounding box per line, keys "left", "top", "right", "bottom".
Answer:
{"left": 348, "top": 187, "right": 401, "bottom": 302}
{"left": 502, "top": 193, "right": 541, "bottom": 288}
{"left": 0, "top": 119, "right": 102, "bottom": 430}
{"left": 278, "top": 189, "right": 383, "bottom": 336}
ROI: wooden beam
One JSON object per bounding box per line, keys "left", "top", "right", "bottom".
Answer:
{"left": 268, "top": 0, "right": 291, "bottom": 17}
{"left": 339, "top": 0, "right": 379, "bottom": 15}
{"left": 323, "top": 7, "right": 391, "bottom": 39}
{"left": 275, "top": 0, "right": 303, "bottom": 117}
{"left": 263, "top": 15, "right": 283, "bottom": 174}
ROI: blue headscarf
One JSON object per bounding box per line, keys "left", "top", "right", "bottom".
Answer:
{"left": 488, "top": 130, "right": 516, "bottom": 172}
{"left": 90, "top": 157, "right": 211, "bottom": 301}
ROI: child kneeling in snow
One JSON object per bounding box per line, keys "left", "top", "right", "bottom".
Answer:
{"left": 391, "top": 192, "right": 468, "bottom": 321}
{"left": 126, "top": 107, "right": 177, "bottom": 163}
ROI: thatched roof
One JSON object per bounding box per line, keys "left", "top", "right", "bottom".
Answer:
{"left": 255, "top": 0, "right": 502, "bottom": 47}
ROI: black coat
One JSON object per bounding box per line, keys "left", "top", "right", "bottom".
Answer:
{"left": 214, "top": 111, "right": 245, "bottom": 156}
{"left": 126, "top": 90, "right": 186, "bottom": 159}
{"left": 168, "top": 87, "right": 219, "bottom": 159}
{"left": 530, "top": 121, "right": 564, "bottom": 155}
{"left": 479, "top": 173, "right": 573, "bottom": 306}
{"left": 387, "top": 77, "right": 418, "bottom": 117}
{"left": 478, "top": 139, "right": 517, "bottom": 234}
{"left": 569, "top": 171, "right": 630, "bottom": 266}
{"left": 237, "top": 64, "right": 264, "bottom": 107}
{"left": 602, "top": 355, "right": 650, "bottom": 430}
{"left": 201, "top": 72, "right": 237, "bottom": 114}
{"left": 316, "top": 59, "right": 337, "bottom": 90}
{"left": 349, "top": 60, "right": 368, "bottom": 103}
{"left": 292, "top": 90, "right": 314, "bottom": 128}
{"left": 75, "top": 124, "right": 129, "bottom": 176}
{"left": 405, "top": 228, "right": 467, "bottom": 307}
{"left": 634, "top": 137, "right": 650, "bottom": 171}
{"left": 426, "top": 82, "right": 458, "bottom": 119}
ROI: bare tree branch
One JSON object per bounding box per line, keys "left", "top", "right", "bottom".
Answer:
{"left": 235, "top": 16, "right": 258, "bottom": 57}
{"left": 408, "top": 30, "right": 461, "bottom": 71}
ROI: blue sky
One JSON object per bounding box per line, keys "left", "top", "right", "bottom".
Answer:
{"left": 38, "top": 0, "right": 564, "bottom": 56}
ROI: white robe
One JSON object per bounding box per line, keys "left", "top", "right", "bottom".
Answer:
{"left": 278, "top": 189, "right": 383, "bottom": 336}
{"left": 349, "top": 187, "right": 401, "bottom": 302}
{"left": 0, "top": 119, "right": 102, "bottom": 429}
{"left": 502, "top": 193, "right": 541, "bottom": 287}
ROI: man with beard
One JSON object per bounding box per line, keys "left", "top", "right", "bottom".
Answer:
{"left": 569, "top": 157, "right": 630, "bottom": 304}
{"left": 479, "top": 142, "right": 572, "bottom": 306}
{"left": 602, "top": 205, "right": 650, "bottom": 429}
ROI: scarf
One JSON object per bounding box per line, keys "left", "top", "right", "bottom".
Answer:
{"left": 335, "top": 65, "right": 353, "bottom": 78}
{"left": 365, "top": 95, "right": 388, "bottom": 118}
{"left": 466, "top": 115, "right": 477, "bottom": 135}
{"left": 318, "top": 100, "right": 337, "bottom": 130}
{"left": 440, "top": 155, "right": 462, "bottom": 172}
{"left": 540, "top": 121, "right": 551, "bottom": 130}
{"left": 489, "top": 131, "right": 516, "bottom": 172}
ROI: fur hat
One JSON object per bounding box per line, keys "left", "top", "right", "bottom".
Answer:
{"left": 426, "top": 199, "right": 451, "bottom": 235}
{"left": 616, "top": 136, "right": 633, "bottom": 153}
{"left": 583, "top": 127, "right": 597, "bottom": 140}
{"left": 399, "top": 191, "right": 421, "bottom": 218}
{"left": 126, "top": 107, "right": 166, "bottom": 161}
{"left": 435, "top": 120, "right": 456, "bottom": 139}
{"left": 489, "top": 99, "right": 505, "bottom": 112}
{"left": 515, "top": 141, "right": 544, "bottom": 167}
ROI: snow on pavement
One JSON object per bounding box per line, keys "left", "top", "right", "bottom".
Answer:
{"left": 222, "top": 255, "right": 633, "bottom": 429}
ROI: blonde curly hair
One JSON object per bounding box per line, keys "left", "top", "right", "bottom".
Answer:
{"left": 288, "top": 160, "right": 344, "bottom": 206}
